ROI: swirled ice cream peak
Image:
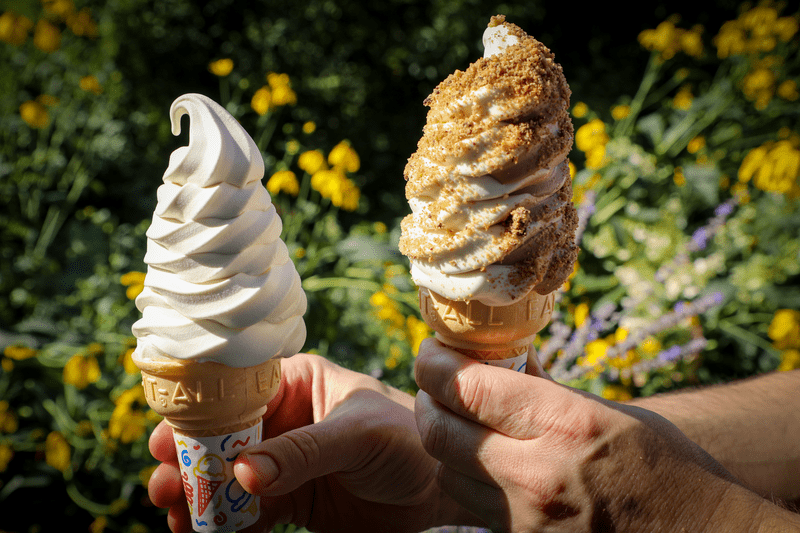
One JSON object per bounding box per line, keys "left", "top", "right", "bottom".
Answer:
{"left": 132, "top": 93, "right": 307, "bottom": 367}
{"left": 399, "top": 16, "right": 578, "bottom": 306}
{"left": 164, "top": 94, "right": 264, "bottom": 188}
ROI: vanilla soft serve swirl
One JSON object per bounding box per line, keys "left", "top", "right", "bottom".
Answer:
{"left": 399, "top": 16, "right": 578, "bottom": 306}
{"left": 132, "top": 94, "right": 306, "bottom": 367}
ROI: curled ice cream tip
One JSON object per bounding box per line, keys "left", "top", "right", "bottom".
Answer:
{"left": 132, "top": 94, "right": 307, "bottom": 368}
{"left": 399, "top": 16, "right": 578, "bottom": 306}
{"left": 163, "top": 94, "right": 264, "bottom": 188}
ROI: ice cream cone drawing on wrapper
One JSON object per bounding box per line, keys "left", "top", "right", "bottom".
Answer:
{"left": 399, "top": 16, "right": 578, "bottom": 370}
{"left": 132, "top": 94, "right": 307, "bottom": 532}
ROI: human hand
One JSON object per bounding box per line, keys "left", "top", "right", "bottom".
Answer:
{"left": 147, "top": 352, "right": 469, "bottom": 533}
{"left": 414, "top": 338, "right": 761, "bottom": 532}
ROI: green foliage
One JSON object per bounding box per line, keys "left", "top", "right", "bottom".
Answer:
{"left": 0, "top": 0, "right": 798, "bottom": 531}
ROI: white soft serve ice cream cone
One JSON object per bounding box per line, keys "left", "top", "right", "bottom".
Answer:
{"left": 132, "top": 94, "right": 306, "bottom": 532}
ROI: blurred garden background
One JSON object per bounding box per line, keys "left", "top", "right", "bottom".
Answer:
{"left": 1, "top": 0, "right": 798, "bottom": 531}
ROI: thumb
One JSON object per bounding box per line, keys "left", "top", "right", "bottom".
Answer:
{"left": 234, "top": 419, "right": 350, "bottom": 497}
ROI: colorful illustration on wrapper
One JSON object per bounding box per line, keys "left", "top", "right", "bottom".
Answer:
{"left": 173, "top": 424, "right": 262, "bottom": 531}
{"left": 194, "top": 454, "right": 226, "bottom": 515}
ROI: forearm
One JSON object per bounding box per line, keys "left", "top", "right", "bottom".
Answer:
{"left": 628, "top": 370, "right": 800, "bottom": 504}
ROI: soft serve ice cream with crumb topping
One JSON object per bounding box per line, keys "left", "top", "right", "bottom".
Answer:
{"left": 399, "top": 15, "right": 578, "bottom": 306}
{"left": 132, "top": 93, "right": 306, "bottom": 368}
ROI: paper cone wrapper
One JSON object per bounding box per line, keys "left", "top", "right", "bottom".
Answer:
{"left": 134, "top": 354, "right": 281, "bottom": 532}
{"left": 419, "top": 287, "right": 555, "bottom": 368}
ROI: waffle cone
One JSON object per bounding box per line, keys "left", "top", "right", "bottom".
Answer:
{"left": 419, "top": 287, "right": 555, "bottom": 360}
{"left": 133, "top": 354, "right": 281, "bottom": 438}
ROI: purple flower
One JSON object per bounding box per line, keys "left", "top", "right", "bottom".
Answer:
{"left": 691, "top": 227, "right": 709, "bottom": 250}
{"left": 658, "top": 345, "right": 683, "bottom": 362}
{"left": 715, "top": 201, "right": 734, "bottom": 217}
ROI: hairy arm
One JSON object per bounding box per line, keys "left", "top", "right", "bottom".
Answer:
{"left": 628, "top": 370, "right": 800, "bottom": 507}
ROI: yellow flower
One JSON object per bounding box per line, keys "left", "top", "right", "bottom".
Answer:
{"left": 328, "top": 141, "right": 360, "bottom": 173}
{"left": 0, "top": 444, "right": 13, "bottom": 472}
{"left": 20, "top": 100, "right": 50, "bottom": 129}
{"left": 120, "top": 348, "right": 139, "bottom": 375}
{"left": 63, "top": 354, "right": 102, "bottom": 389}
{"left": 673, "top": 166, "right": 686, "bottom": 186}
{"left": 67, "top": 8, "right": 97, "bottom": 37}
{"left": 672, "top": 86, "right": 693, "bottom": 110}
{"left": 298, "top": 150, "right": 327, "bottom": 174}
{"left": 370, "top": 291, "right": 404, "bottom": 329}
{"left": 639, "top": 336, "right": 662, "bottom": 355}
{"left": 33, "top": 19, "right": 61, "bottom": 52}
{"left": 266, "top": 170, "right": 299, "bottom": 196}
{"left": 778, "top": 349, "right": 800, "bottom": 371}
{"left": 714, "top": 21, "right": 747, "bottom": 58}
{"left": 585, "top": 145, "right": 607, "bottom": 170}
{"left": 574, "top": 303, "right": 590, "bottom": 327}
{"left": 775, "top": 16, "right": 799, "bottom": 42}
{"left": 285, "top": 139, "right": 300, "bottom": 155}
{"left": 264, "top": 73, "right": 296, "bottom": 105}
{"left": 601, "top": 384, "right": 632, "bottom": 402}
{"left": 777, "top": 80, "right": 799, "bottom": 101}
{"left": 89, "top": 516, "right": 108, "bottom": 533}
{"left": 139, "top": 465, "right": 157, "bottom": 488}
{"left": 768, "top": 309, "right": 800, "bottom": 350}
{"left": 311, "top": 169, "right": 339, "bottom": 198}
{"left": 109, "top": 387, "right": 149, "bottom": 443}
{"left": 580, "top": 339, "right": 611, "bottom": 368}
{"left": 75, "top": 420, "right": 93, "bottom": 437}
{"left": 740, "top": 141, "right": 800, "bottom": 196}
{"left": 4, "top": 345, "right": 37, "bottom": 360}
{"left": 742, "top": 67, "right": 777, "bottom": 109}
{"left": 638, "top": 18, "right": 699, "bottom": 60}
{"left": 0, "top": 401, "right": 18, "bottom": 434}
{"left": 42, "top": 0, "right": 75, "bottom": 19}
{"left": 80, "top": 75, "right": 103, "bottom": 95}
{"left": 738, "top": 145, "right": 767, "bottom": 183}
{"left": 575, "top": 119, "right": 608, "bottom": 152}
{"left": 385, "top": 354, "right": 399, "bottom": 370}
{"left": 331, "top": 177, "right": 360, "bottom": 211}
{"left": 267, "top": 72, "right": 290, "bottom": 87}
{"left": 611, "top": 105, "right": 630, "bottom": 120}
{"left": 208, "top": 58, "right": 233, "bottom": 77}
{"left": 271, "top": 84, "right": 297, "bottom": 106}
{"left": 680, "top": 26, "right": 704, "bottom": 57}
{"left": 251, "top": 86, "right": 271, "bottom": 115}
{"left": 45, "top": 431, "right": 71, "bottom": 472}
{"left": 302, "top": 121, "right": 316, "bottom": 134}
{"left": 120, "top": 271, "right": 145, "bottom": 300}
{"left": 0, "top": 11, "right": 33, "bottom": 45}
{"left": 687, "top": 136, "right": 706, "bottom": 154}
{"left": 37, "top": 94, "right": 59, "bottom": 107}
{"left": 406, "top": 315, "right": 430, "bottom": 356}
{"left": 572, "top": 101, "right": 588, "bottom": 118}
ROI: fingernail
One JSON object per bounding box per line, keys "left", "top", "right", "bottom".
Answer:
{"left": 235, "top": 452, "right": 279, "bottom": 490}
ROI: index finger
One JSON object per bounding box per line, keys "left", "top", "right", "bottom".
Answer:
{"left": 149, "top": 419, "right": 178, "bottom": 464}
{"left": 414, "top": 338, "right": 583, "bottom": 440}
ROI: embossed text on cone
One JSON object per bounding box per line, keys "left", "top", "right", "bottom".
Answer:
{"left": 134, "top": 355, "right": 281, "bottom": 436}
{"left": 419, "top": 287, "right": 555, "bottom": 360}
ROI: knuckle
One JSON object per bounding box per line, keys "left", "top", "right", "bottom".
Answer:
{"left": 453, "top": 368, "right": 488, "bottom": 416}
{"left": 281, "top": 428, "right": 321, "bottom": 471}
{"left": 417, "top": 408, "right": 450, "bottom": 460}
